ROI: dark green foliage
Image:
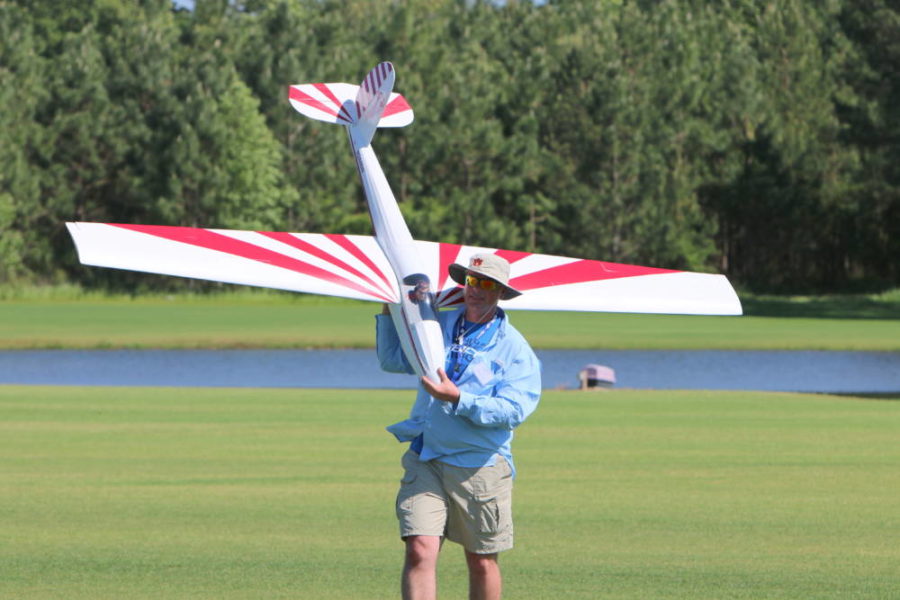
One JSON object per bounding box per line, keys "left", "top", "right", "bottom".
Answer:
{"left": 1, "top": 0, "right": 897, "bottom": 292}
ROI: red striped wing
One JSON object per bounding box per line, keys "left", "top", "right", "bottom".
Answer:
{"left": 422, "top": 242, "right": 742, "bottom": 316}
{"left": 67, "top": 223, "right": 741, "bottom": 315}
{"left": 67, "top": 223, "right": 399, "bottom": 303}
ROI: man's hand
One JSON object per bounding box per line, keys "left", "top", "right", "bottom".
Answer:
{"left": 421, "top": 368, "right": 460, "bottom": 405}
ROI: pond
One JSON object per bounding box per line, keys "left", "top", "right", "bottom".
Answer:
{"left": 2, "top": 349, "right": 899, "bottom": 394}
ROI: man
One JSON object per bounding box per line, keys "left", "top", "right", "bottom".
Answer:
{"left": 404, "top": 274, "right": 431, "bottom": 304}
{"left": 376, "top": 253, "right": 541, "bottom": 600}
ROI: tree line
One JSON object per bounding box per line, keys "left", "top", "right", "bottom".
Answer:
{"left": 2, "top": 0, "right": 897, "bottom": 293}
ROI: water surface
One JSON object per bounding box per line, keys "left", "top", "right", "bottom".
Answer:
{"left": 2, "top": 349, "right": 898, "bottom": 394}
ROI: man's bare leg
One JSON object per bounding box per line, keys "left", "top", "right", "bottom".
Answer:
{"left": 465, "top": 551, "right": 501, "bottom": 600}
{"left": 402, "top": 535, "right": 442, "bottom": 600}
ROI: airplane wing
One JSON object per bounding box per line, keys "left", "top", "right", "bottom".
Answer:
{"left": 426, "top": 242, "right": 742, "bottom": 316}
{"left": 66, "top": 222, "right": 400, "bottom": 303}
{"left": 67, "top": 222, "right": 741, "bottom": 315}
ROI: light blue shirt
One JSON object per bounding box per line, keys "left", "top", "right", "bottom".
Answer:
{"left": 376, "top": 307, "right": 541, "bottom": 477}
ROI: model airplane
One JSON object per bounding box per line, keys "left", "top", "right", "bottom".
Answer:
{"left": 66, "top": 62, "right": 742, "bottom": 383}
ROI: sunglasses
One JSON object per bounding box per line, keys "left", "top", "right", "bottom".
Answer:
{"left": 465, "top": 274, "right": 500, "bottom": 291}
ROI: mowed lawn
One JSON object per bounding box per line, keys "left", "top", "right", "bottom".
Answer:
{"left": 1, "top": 386, "right": 897, "bottom": 599}
{"left": 5, "top": 294, "right": 900, "bottom": 350}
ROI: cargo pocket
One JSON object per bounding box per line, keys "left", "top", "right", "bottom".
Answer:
{"left": 471, "top": 493, "right": 501, "bottom": 534}
{"left": 396, "top": 452, "right": 419, "bottom": 518}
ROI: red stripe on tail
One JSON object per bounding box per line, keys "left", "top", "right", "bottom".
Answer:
{"left": 383, "top": 95, "right": 411, "bottom": 117}
{"left": 289, "top": 87, "right": 348, "bottom": 122}
{"left": 313, "top": 83, "right": 354, "bottom": 123}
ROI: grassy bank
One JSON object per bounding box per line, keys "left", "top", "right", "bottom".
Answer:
{"left": 1, "top": 385, "right": 897, "bottom": 599}
{"left": 3, "top": 287, "right": 899, "bottom": 350}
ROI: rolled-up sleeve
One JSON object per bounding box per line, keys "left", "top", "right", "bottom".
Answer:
{"left": 375, "top": 314, "right": 414, "bottom": 374}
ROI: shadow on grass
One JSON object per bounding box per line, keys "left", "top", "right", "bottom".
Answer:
{"left": 742, "top": 293, "right": 900, "bottom": 320}
{"left": 831, "top": 391, "right": 900, "bottom": 401}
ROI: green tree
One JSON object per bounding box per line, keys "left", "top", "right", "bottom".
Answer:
{"left": 703, "top": 0, "right": 860, "bottom": 290}
{"left": 838, "top": 0, "right": 900, "bottom": 287}
{"left": 6, "top": 2, "right": 123, "bottom": 281}
{"left": 3, "top": 0, "right": 897, "bottom": 291}
{"left": 148, "top": 51, "right": 295, "bottom": 230}
{"left": 227, "top": 0, "right": 369, "bottom": 233}
{"left": 539, "top": 1, "right": 721, "bottom": 269}
{"left": 0, "top": 3, "right": 46, "bottom": 282}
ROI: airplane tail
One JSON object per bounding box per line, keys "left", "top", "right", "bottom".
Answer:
{"left": 287, "top": 62, "right": 413, "bottom": 146}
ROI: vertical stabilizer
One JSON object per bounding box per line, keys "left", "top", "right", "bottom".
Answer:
{"left": 350, "top": 62, "right": 396, "bottom": 148}
{"left": 287, "top": 62, "right": 413, "bottom": 130}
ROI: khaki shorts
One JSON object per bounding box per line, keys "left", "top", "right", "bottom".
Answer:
{"left": 395, "top": 449, "right": 514, "bottom": 554}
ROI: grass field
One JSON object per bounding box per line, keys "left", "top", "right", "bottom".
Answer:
{"left": 4, "top": 288, "right": 900, "bottom": 350}
{"left": 2, "top": 385, "right": 898, "bottom": 599}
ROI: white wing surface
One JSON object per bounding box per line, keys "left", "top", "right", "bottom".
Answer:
{"left": 419, "top": 241, "right": 741, "bottom": 316}
{"left": 66, "top": 222, "right": 399, "bottom": 303}
{"left": 67, "top": 223, "right": 741, "bottom": 315}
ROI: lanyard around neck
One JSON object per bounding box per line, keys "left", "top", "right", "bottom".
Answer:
{"left": 455, "top": 313, "right": 497, "bottom": 347}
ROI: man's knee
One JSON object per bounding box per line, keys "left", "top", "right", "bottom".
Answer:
{"left": 465, "top": 551, "right": 499, "bottom": 575}
{"left": 404, "top": 535, "right": 442, "bottom": 567}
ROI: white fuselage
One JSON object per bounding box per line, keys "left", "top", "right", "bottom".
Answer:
{"left": 349, "top": 133, "right": 445, "bottom": 383}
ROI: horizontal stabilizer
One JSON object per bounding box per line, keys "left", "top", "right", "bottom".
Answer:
{"left": 288, "top": 82, "right": 413, "bottom": 128}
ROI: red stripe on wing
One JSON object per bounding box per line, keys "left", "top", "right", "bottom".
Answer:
{"left": 494, "top": 248, "right": 531, "bottom": 265}
{"left": 432, "top": 243, "right": 465, "bottom": 308}
{"left": 112, "top": 224, "right": 393, "bottom": 302}
{"left": 510, "top": 259, "right": 676, "bottom": 291}
{"left": 435, "top": 287, "right": 464, "bottom": 308}
{"left": 260, "top": 232, "right": 394, "bottom": 300}
{"left": 437, "top": 242, "right": 464, "bottom": 290}
{"left": 325, "top": 234, "right": 397, "bottom": 299}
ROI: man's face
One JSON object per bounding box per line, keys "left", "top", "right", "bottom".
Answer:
{"left": 464, "top": 272, "right": 503, "bottom": 316}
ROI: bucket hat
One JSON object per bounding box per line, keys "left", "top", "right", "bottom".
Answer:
{"left": 448, "top": 253, "right": 522, "bottom": 300}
